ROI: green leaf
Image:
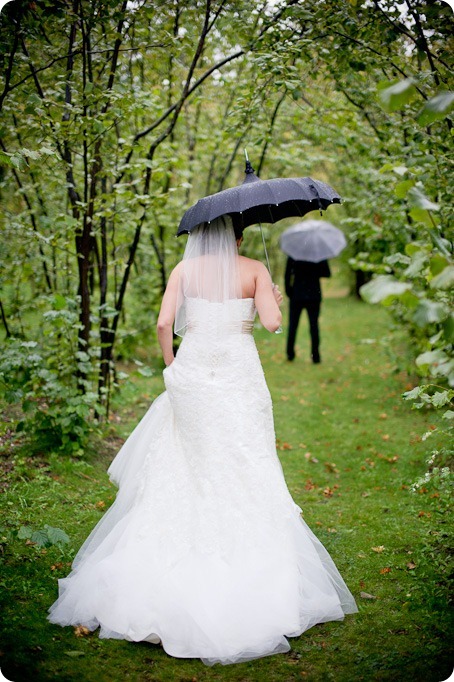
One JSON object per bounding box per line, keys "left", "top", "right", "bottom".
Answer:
{"left": 413, "top": 300, "right": 449, "bottom": 327}
{"left": 409, "top": 208, "right": 435, "bottom": 226}
{"left": 430, "top": 265, "right": 454, "bottom": 290}
{"left": 417, "top": 91, "right": 454, "bottom": 126}
{"left": 442, "top": 315, "right": 454, "bottom": 343}
{"left": 53, "top": 294, "right": 67, "bottom": 310}
{"left": 19, "top": 147, "right": 40, "bottom": 160}
{"left": 379, "top": 163, "right": 408, "bottom": 175}
{"left": 404, "top": 253, "right": 427, "bottom": 278}
{"left": 0, "top": 151, "right": 14, "bottom": 167}
{"left": 378, "top": 78, "right": 417, "bottom": 113}
{"left": 431, "top": 391, "right": 451, "bottom": 408}
{"left": 405, "top": 242, "right": 429, "bottom": 257}
{"left": 17, "top": 526, "right": 33, "bottom": 540}
{"left": 407, "top": 185, "right": 439, "bottom": 211}
{"left": 138, "top": 366, "right": 153, "bottom": 377}
{"left": 415, "top": 349, "right": 447, "bottom": 368}
{"left": 44, "top": 525, "right": 70, "bottom": 546}
{"left": 403, "top": 387, "right": 422, "bottom": 401}
{"left": 22, "top": 399, "right": 34, "bottom": 413}
{"left": 359, "top": 275, "right": 411, "bottom": 304}
{"left": 395, "top": 180, "right": 415, "bottom": 198}
{"left": 429, "top": 254, "right": 450, "bottom": 276}
{"left": 31, "top": 529, "right": 50, "bottom": 548}
{"left": 384, "top": 253, "right": 410, "bottom": 266}
{"left": 399, "top": 290, "right": 420, "bottom": 309}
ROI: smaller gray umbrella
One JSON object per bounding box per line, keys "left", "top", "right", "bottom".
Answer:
{"left": 280, "top": 220, "right": 347, "bottom": 263}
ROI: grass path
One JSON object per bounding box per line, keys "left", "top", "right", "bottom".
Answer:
{"left": 0, "top": 297, "right": 452, "bottom": 682}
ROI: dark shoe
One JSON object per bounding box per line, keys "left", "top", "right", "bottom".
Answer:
{"left": 312, "top": 353, "right": 321, "bottom": 364}
{"left": 287, "top": 352, "right": 295, "bottom": 361}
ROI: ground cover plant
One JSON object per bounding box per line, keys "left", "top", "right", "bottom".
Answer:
{"left": 0, "top": 297, "right": 452, "bottom": 682}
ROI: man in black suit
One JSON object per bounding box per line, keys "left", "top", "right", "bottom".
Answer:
{"left": 285, "top": 257, "right": 331, "bottom": 363}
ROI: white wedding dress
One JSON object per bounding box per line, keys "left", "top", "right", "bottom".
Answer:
{"left": 48, "top": 297, "right": 357, "bottom": 665}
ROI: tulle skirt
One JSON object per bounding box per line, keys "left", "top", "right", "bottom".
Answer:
{"left": 49, "top": 329, "right": 357, "bottom": 665}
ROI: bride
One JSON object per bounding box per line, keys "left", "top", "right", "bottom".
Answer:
{"left": 48, "top": 216, "right": 357, "bottom": 666}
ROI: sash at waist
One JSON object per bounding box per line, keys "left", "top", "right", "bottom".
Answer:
{"left": 186, "top": 320, "right": 254, "bottom": 335}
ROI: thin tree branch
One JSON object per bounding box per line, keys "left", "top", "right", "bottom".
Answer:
{"left": 372, "top": 0, "right": 451, "bottom": 72}
{"left": 405, "top": 0, "right": 441, "bottom": 87}
{"left": 0, "top": 14, "right": 21, "bottom": 111}
{"left": 0, "top": 140, "right": 53, "bottom": 291}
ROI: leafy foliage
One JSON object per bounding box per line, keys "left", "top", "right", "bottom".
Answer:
{"left": 0, "top": 0, "right": 452, "bottom": 456}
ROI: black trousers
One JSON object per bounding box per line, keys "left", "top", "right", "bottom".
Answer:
{"left": 286, "top": 299, "right": 321, "bottom": 360}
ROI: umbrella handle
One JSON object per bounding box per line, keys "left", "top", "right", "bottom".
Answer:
{"left": 272, "top": 283, "right": 283, "bottom": 335}
{"left": 259, "top": 223, "right": 283, "bottom": 335}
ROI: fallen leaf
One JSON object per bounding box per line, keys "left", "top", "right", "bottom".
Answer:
{"left": 382, "top": 434, "right": 390, "bottom": 441}
{"left": 280, "top": 442, "right": 292, "bottom": 451}
{"left": 95, "top": 500, "right": 106, "bottom": 509}
{"left": 74, "top": 626, "right": 90, "bottom": 638}
{"left": 407, "top": 562, "right": 416, "bottom": 570}
{"left": 379, "top": 413, "right": 388, "bottom": 420}
{"left": 379, "top": 567, "right": 391, "bottom": 574}
{"left": 372, "top": 546, "right": 385, "bottom": 553}
{"left": 50, "top": 562, "right": 64, "bottom": 571}
{"left": 360, "top": 592, "right": 377, "bottom": 599}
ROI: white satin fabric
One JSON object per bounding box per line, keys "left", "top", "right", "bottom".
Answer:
{"left": 48, "top": 298, "right": 357, "bottom": 665}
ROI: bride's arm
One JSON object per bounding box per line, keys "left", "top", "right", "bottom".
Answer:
{"left": 157, "top": 265, "right": 180, "bottom": 366}
{"left": 254, "top": 262, "right": 283, "bottom": 332}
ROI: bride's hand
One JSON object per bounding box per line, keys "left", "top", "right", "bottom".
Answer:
{"left": 272, "top": 284, "right": 283, "bottom": 307}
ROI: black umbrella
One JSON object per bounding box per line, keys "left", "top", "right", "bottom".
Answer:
{"left": 177, "top": 158, "right": 341, "bottom": 236}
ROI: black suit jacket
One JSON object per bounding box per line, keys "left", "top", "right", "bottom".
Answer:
{"left": 285, "top": 258, "right": 331, "bottom": 302}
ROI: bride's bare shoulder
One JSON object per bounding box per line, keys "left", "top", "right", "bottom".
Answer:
{"left": 238, "top": 255, "right": 267, "bottom": 273}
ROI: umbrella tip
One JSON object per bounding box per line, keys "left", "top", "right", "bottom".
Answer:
{"left": 244, "top": 149, "right": 255, "bottom": 175}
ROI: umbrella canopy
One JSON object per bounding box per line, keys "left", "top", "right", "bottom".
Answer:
{"left": 177, "top": 161, "right": 341, "bottom": 236}
{"left": 280, "top": 220, "right": 347, "bottom": 263}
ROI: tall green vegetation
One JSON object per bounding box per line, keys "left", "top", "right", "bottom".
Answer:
{"left": 0, "top": 0, "right": 452, "bottom": 457}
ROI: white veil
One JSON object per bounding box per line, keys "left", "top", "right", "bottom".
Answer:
{"left": 174, "top": 215, "right": 242, "bottom": 337}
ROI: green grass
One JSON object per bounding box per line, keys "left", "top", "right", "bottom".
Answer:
{"left": 0, "top": 297, "right": 452, "bottom": 682}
